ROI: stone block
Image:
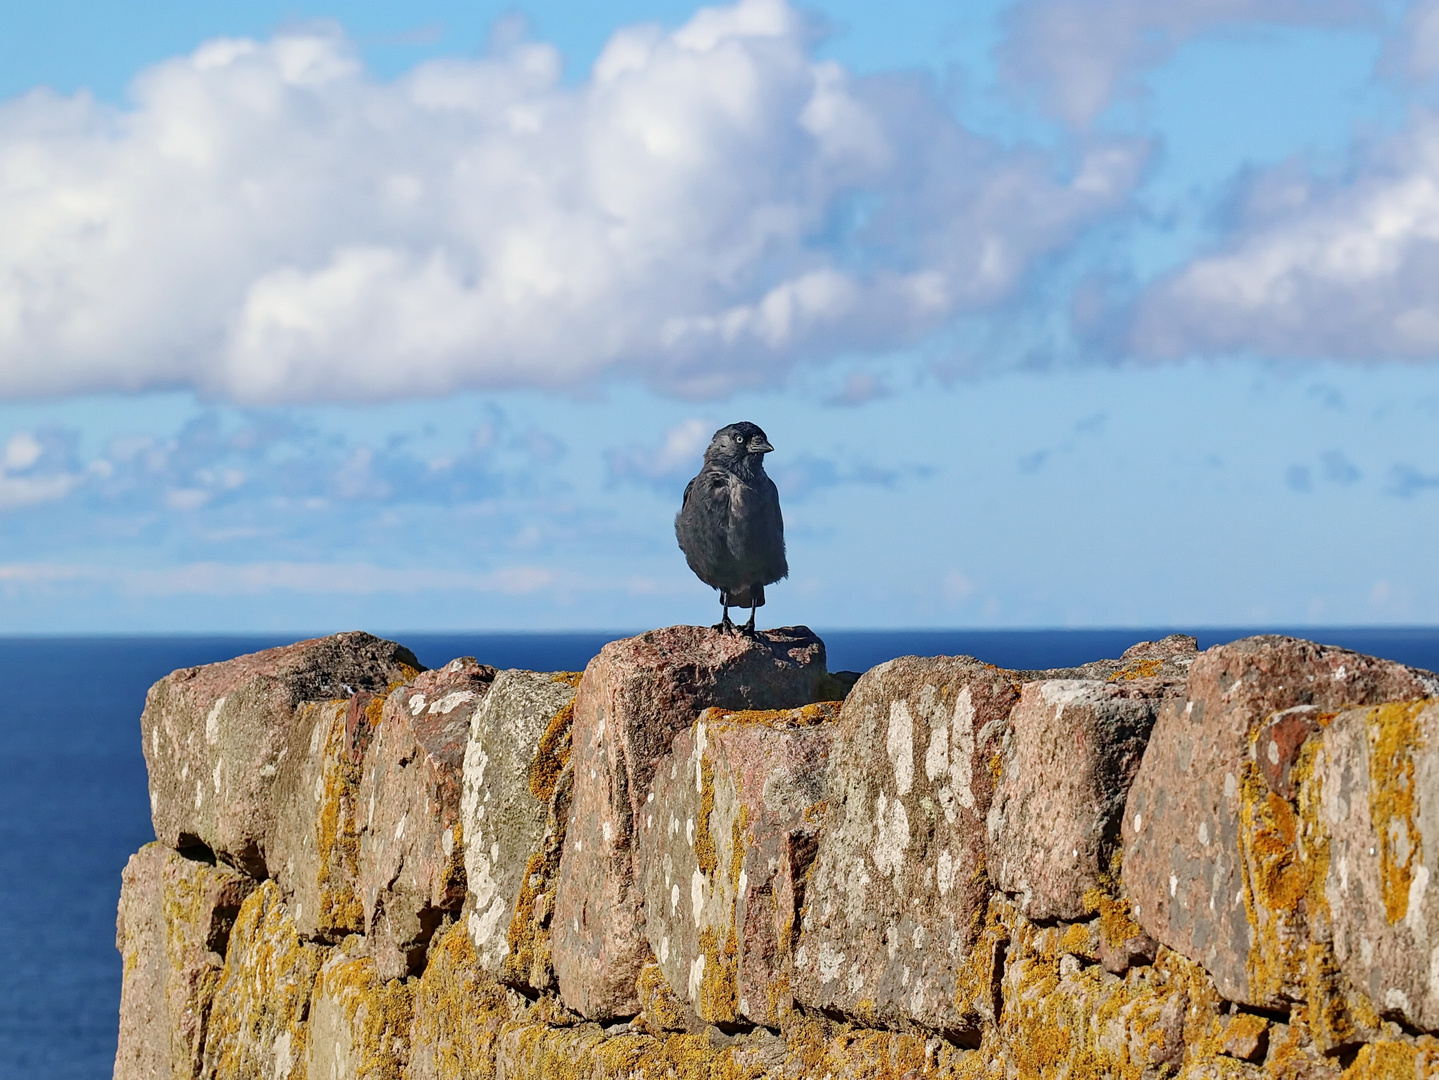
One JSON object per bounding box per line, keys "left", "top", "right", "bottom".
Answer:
{"left": 791, "top": 656, "right": 1023, "bottom": 1038}
{"left": 359, "top": 657, "right": 495, "bottom": 980}
{"left": 1319, "top": 699, "right": 1439, "bottom": 1033}
{"left": 1122, "top": 635, "right": 1439, "bottom": 1007}
{"left": 987, "top": 676, "right": 1178, "bottom": 922}
{"left": 304, "top": 951, "right": 412, "bottom": 1080}
{"left": 141, "top": 632, "right": 421, "bottom": 876}
{"left": 552, "top": 625, "right": 829, "bottom": 1021}
{"left": 638, "top": 703, "right": 835, "bottom": 1028}
{"left": 268, "top": 697, "right": 370, "bottom": 941}
{"left": 114, "top": 843, "right": 255, "bottom": 1080}
{"left": 408, "top": 922, "right": 529, "bottom": 1080}
{"left": 201, "top": 881, "right": 332, "bottom": 1080}
{"left": 459, "top": 669, "right": 578, "bottom": 982}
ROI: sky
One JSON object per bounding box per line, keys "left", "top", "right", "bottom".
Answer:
{"left": 1, "top": 0, "right": 1438, "bottom": 633}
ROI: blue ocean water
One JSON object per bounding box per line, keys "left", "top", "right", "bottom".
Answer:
{"left": 2, "top": 626, "right": 1438, "bottom": 1080}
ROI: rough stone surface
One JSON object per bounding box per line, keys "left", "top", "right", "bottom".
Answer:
{"left": 1122, "top": 635, "right": 1439, "bottom": 1008}
{"left": 409, "top": 922, "right": 529, "bottom": 1080}
{"left": 639, "top": 703, "right": 836, "bottom": 1028}
{"left": 269, "top": 697, "right": 371, "bottom": 941}
{"left": 1319, "top": 699, "right": 1439, "bottom": 1033}
{"left": 552, "top": 625, "right": 829, "bottom": 1021}
{"left": 114, "top": 843, "right": 255, "bottom": 1080}
{"left": 460, "top": 668, "right": 578, "bottom": 979}
{"left": 359, "top": 657, "right": 495, "bottom": 980}
{"left": 201, "top": 881, "right": 332, "bottom": 1080}
{"left": 304, "top": 950, "right": 412, "bottom": 1080}
{"left": 114, "top": 629, "right": 1439, "bottom": 1079}
{"left": 987, "top": 675, "right": 1180, "bottom": 921}
{"left": 792, "top": 655, "right": 1023, "bottom": 1037}
{"left": 141, "top": 632, "right": 421, "bottom": 876}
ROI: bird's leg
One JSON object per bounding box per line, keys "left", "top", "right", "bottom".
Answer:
{"left": 741, "top": 600, "right": 758, "bottom": 637}
{"left": 714, "top": 602, "right": 735, "bottom": 633}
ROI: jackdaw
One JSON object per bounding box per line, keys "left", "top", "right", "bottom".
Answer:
{"left": 674, "top": 421, "right": 787, "bottom": 634}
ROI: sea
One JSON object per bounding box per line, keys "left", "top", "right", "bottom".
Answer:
{"left": 4, "top": 626, "right": 1439, "bottom": 1080}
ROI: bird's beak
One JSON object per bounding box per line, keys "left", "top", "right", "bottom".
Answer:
{"left": 752, "top": 439, "right": 773, "bottom": 454}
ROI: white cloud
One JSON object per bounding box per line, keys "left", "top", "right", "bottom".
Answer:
{"left": 606, "top": 418, "right": 715, "bottom": 485}
{"left": 1000, "top": 0, "right": 1365, "bottom": 128}
{"left": 0, "top": 429, "right": 83, "bottom": 510}
{"left": 1390, "top": 0, "right": 1439, "bottom": 80}
{"left": 0, "top": 559, "right": 669, "bottom": 599}
{"left": 0, "top": 0, "right": 1137, "bottom": 403}
{"left": 1132, "top": 110, "right": 1439, "bottom": 361}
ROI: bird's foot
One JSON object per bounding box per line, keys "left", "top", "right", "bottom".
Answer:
{"left": 713, "top": 615, "right": 736, "bottom": 634}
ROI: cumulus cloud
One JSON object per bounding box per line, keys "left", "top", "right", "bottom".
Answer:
{"left": 0, "top": 0, "right": 1138, "bottom": 403}
{"left": 1131, "top": 111, "right": 1439, "bottom": 361}
{"left": 1000, "top": 0, "right": 1364, "bottom": 128}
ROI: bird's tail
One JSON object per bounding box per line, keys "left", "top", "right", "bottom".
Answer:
{"left": 721, "top": 584, "right": 765, "bottom": 608}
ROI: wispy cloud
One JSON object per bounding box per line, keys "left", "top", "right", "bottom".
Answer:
{"left": 606, "top": 418, "right": 715, "bottom": 490}
{"left": 1388, "top": 463, "right": 1439, "bottom": 497}
{"left": 1000, "top": 0, "right": 1367, "bottom": 128}
{"left": 0, "top": 559, "right": 668, "bottom": 598}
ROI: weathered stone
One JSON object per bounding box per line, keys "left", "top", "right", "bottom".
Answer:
{"left": 987, "top": 676, "right": 1179, "bottom": 922}
{"left": 408, "top": 922, "right": 530, "bottom": 1080}
{"left": 1122, "top": 635, "right": 1439, "bottom": 1008}
{"left": 1318, "top": 699, "right": 1439, "bottom": 1033}
{"left": 141, "top": 632, "right": 422, "bottom": 876}
{"left": 792, "top": 656, "right": 1022, "bottom": 1038}
{"left": 359, "top": 658, "right": 495, "bottom": 980}
{"left": 304, "top": 949, "right": 412, "bottom": 1080}
{"left": 639, "top": 703, "right": 836, "bottom": 1029}
{"left": 201, "top": 881, "right": 331, "bottom": 1080}
{"left": 114, "top": 843, "right": 255, "bottom": 1080}
{"left": 459, "top": 669, "right": 578, "bottom": 981}
{"left": 1219, "top": 1012, "right": 1271, "bottom": 1062}
{"left": 552, "top": 625, "right": 829, "bottom": 1021}
{"left": 498, "top": 761, "right": 574, "bottom": 995}
{"left": 263, "top": 696, "right": 373, "bottom": 942}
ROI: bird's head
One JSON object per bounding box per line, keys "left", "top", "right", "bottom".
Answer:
{"left": 705, "top": 422, "right": 773, "bottom": 468}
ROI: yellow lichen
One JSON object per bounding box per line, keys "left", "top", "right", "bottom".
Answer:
{"left": 1363, "top": 701, "right": 1428, "bottom": 925}
{"left": 528, "top": 697, "right": 575, "bottom": 803}
{"left": 410, "top": 923, "right": 526, "bottom": 1080}
{"left": 694, "top": 753, "right": 718, "bottom": 878}
{"left": 1084, "top": 887, "right": 1145, "bottom": 949}
{"left": 697, "top": 800, "right": 750, "bottom": 1024}
{"left": 309, "top": 700, "right": 365, "bottom": 936}
{"left": 1107, "top": 658, "right": 1164, "bottom": 682}
{"left": 202, "top": 882, "right": 328, "bottom": 1080}
{"left": 308, "top": 953, "right": 412, "bottom": 1080}
{"left": 702, "top": 701, "right": 841, "bottom": 728}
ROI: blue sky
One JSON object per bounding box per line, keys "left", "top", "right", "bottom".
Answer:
{"left": 1, "top": 0, "right": 1437, "bottom": 632}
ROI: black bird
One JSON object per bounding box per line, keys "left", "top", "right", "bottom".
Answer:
{"left": 675, "top": 422, "right": 787, "bottom": 635}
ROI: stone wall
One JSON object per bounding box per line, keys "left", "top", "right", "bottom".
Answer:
{"left": 115, "top": 627, "right": 1439, "bottom": 1079}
